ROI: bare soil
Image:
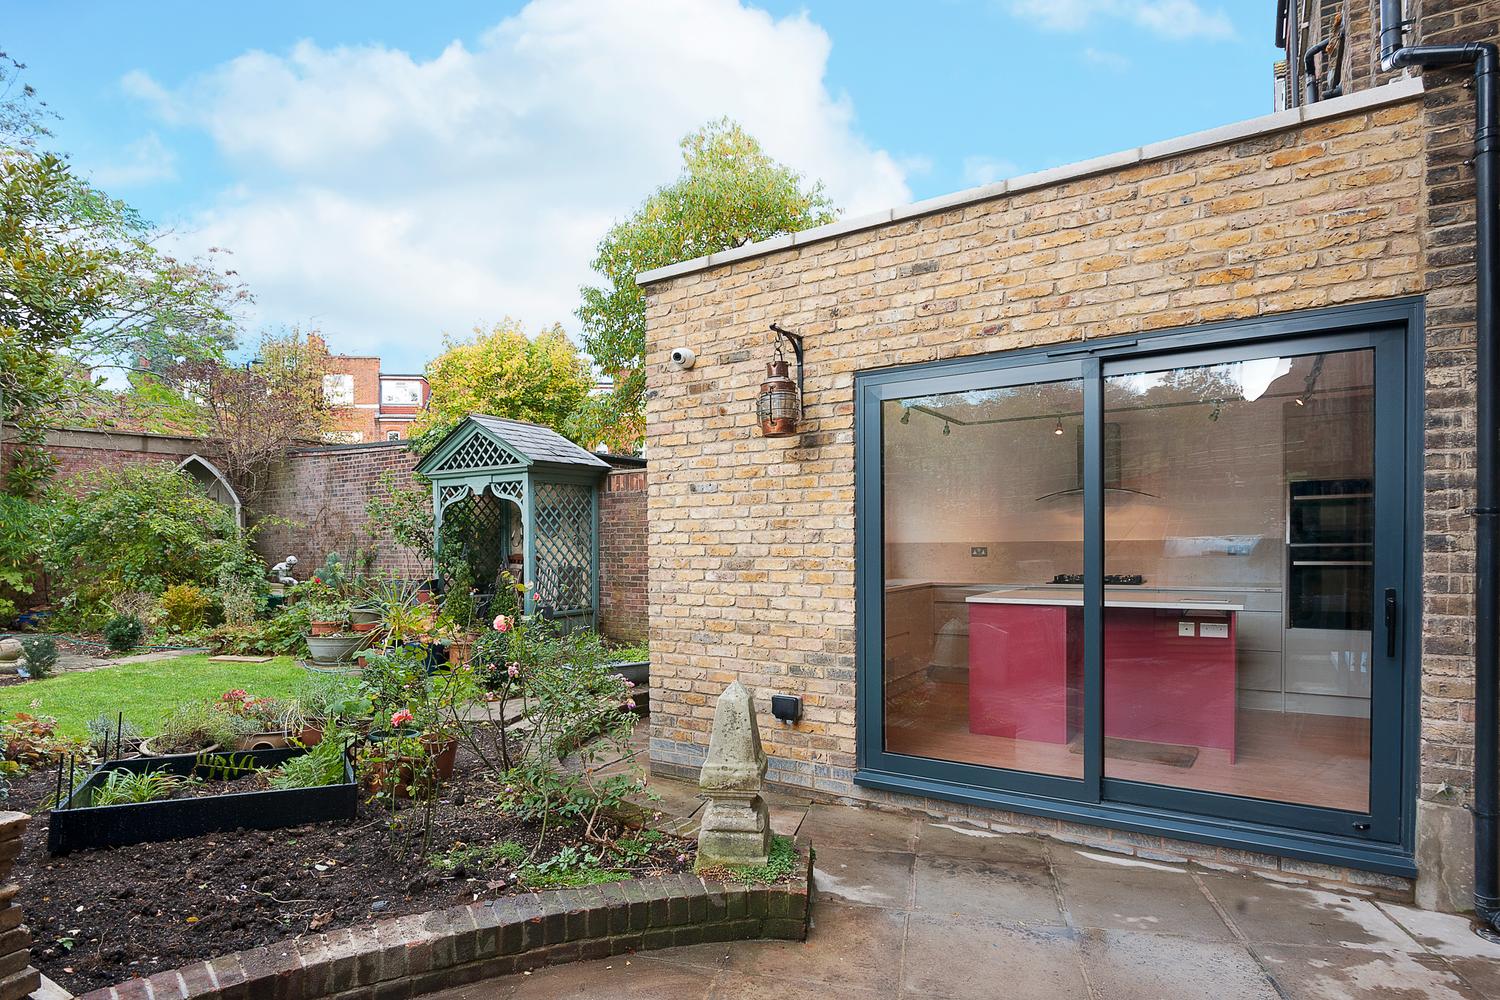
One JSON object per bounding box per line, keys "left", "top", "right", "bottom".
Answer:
{"left": 9, "top": 738, "right": 689, "bottom": 996}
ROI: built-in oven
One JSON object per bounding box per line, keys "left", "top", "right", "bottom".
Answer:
{"left": 1288, "top": 478, "right": 1372, "bottom": 631}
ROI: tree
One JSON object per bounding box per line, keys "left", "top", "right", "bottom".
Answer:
{"left": 0, "top": 51, "right": 245, "bottom": 496}
{"left": 572, "top": 118, "right": 837, "bottom": 451}
{"left": 410, "top": 319, "right": 594, "bottom": 452}
{"left": 173, "top": 329, "right": 337, "bottom": 505}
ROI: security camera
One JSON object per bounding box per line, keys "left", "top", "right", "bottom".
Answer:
{"left": 669, "top": 347, "right": 696, "bottom": 370}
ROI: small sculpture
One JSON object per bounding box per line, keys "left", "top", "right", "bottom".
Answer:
{"left": 269, "top": 555, "right": 299, "bottom": 587}
{"left": 697, "top": 680, "right": 772, "bottom": 866}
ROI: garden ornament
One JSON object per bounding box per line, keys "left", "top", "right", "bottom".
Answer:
{"left": 0, "top": 638, "right": 20, "bottom": 675}
{"left": 270, "top": 555, "right": 299, "bottom": 586}
{"left": 697, "top": 680, "right": 772, "bottom": 866}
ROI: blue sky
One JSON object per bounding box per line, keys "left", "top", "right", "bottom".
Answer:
{"left": 6, "top": 1, "right": 1276, "bottom": 372}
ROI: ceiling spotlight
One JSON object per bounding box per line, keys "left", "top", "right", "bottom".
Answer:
{"left": 900, "top": 408, "right": 910, "bottom": 424}
{"left": 943, "top": 421, "right": 951, "bottom": 436}
{"left": 1294, "top": 396, "right": 1306, "bottom": 406}
{"left": 1053, "top": 416, "right": 1065, "bottom": 436}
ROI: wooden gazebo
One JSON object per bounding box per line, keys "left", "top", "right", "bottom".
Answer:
{"left": 414, "top": 414, "right": 609, "bottom": 628}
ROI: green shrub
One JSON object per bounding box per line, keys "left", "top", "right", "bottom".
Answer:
{"left": 41, "top": 465, "right": 263, "bottom": 628}
{"left": 86, "top": 712, "right": 141, "bottom": 757}
{"left": 19, "top": 636, "right": 57, "bottom": 679}
{"left": 102, "top": 615, "right": 144, "bottom": 653}
{"left": 268, "top": 724, "right": 350, "bottom": 789}
{"left": 158, "top": 583, "right": 211, "bottom": 633}
{"left": 0, "top": 496, "right": 42, "bottom": 625}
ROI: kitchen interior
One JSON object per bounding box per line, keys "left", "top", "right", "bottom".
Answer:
{"left": 881, "top": 349, "right": 1375, "bottom": 811}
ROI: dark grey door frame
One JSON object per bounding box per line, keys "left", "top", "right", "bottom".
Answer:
{"left": 853, "top": 297, "right": 1425, "bottom": 875}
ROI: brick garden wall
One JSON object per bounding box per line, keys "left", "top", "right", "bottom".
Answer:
{"left": 3, "top": 425, "right": 212, "bottom": 484}
{"left": 599, "top": 467, "right": 648, "bottom": 645}
{"left": 640, "top": 84, "right": 1455, "bottom": 893}
{"left": 251, "top": 442, "right": 429, "bottom": 581}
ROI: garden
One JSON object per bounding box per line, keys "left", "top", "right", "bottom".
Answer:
{"left": 0, "top": 463, "right": 730, "bottom": 997}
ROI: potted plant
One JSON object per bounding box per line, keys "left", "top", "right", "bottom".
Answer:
{"left": 306, "top": 596, "right": 349, "bottom": 637}
{"left": 439, "top": 571, "right": 480, "bottom": 666}
{"left": 214, "top": 690, "right": 298, "bottom": 749}
{"left": 143, "top": 700, "right": 256, "bottom": 757}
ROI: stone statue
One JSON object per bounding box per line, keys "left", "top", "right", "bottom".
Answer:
{"left": 0, "top": 639, "right": 21, "bottom": 677}
{"left": 697, "top": 680, "right": 772, "bottom": 866}
{"left": 269, "top": 555, "right": 299, "bottom": 586}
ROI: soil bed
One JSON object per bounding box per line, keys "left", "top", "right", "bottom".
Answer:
{"left": 9, "top": 735, "right": 691, "bottom": 996}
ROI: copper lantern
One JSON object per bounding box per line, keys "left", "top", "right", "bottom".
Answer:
{"left": 757, "top": 324, "right": 804, "bottom": 437}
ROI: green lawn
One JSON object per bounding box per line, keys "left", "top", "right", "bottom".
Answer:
{"left": 0, "top": 654, "right": 307, "bottom": 739}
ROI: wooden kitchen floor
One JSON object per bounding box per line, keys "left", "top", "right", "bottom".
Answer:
{"left": 886, "top": 680, "right": 1371, "bottom": 812}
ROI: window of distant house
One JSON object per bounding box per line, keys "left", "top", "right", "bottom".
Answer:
{"left": 323, "top": 373, "right": 354, "bottom": 406}
{"left": 381, "top": 379, "right": 424, "bottom": 406}
{"left": 386, "top": 430, "right": 401, "bottom": 441}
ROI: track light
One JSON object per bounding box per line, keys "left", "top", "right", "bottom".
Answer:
{"left": 1054, "top": 416, "right": 1064, "bottom": 436}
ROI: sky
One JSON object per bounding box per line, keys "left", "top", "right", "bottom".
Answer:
{"left": 5, "top": 0, "right": 1277, "bottom": 373}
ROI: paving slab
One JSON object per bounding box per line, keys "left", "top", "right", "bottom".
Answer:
{"left": 797, "top": 803, "right": 921, "bottom": 854}
{"left": 812, "top": 847, "right": 915, "bottom": 910}
{"left": 913, "top": 820, "right": 1051, "bottom": 866}
{"left": 1255, "top": 942, "right": 1487, "bottom": 1000}
{"left": 1079, "top": 928, "right": 1282, "bottom": 1000}
{"left": 1195, "top": 871, "right": 1418, "bottom": 951}
{"left": 463, "top": 955, "right": 713, "bottom": 999}
{"left": 1052, "top": 864, "right": 1236, "bottom": 940}
{"left": 653, "top": 900, "right": 908, "bottom": 993}
{"left": 912, "top": 852, "right": 1064, "bottom": 925}
{"left": 902, "top": 913, "right": 1087, "bottom": 999}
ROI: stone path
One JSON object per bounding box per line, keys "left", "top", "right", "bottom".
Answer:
{"left": 421, "top": 789, "right": 1500, "bottom": 999}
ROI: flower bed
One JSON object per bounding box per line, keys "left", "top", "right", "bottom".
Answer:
{"left": 47, "top": 746, "right": 356, "bottom": 855}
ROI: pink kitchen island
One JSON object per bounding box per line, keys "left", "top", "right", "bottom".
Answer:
{"left": 965, "top": 589, "right": 1243, "bottom": 761}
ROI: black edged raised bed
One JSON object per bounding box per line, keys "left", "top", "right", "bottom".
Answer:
{"left": 48, "top": 745, "right": 357, "bottom": 855}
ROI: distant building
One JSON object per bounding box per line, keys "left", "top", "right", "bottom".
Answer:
{"left": 310, "top": 335, "right": 431, "bottom": 442}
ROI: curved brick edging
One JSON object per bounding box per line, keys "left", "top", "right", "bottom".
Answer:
{"left": 78, "top": 845, "right": 812, "bottom": 1000}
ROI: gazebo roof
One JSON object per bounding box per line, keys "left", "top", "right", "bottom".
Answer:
{"left": 415, "top": 413, "right": 610, "bottom": 478}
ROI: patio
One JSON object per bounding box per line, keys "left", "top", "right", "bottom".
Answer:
{"left": 424, "top": 774, "right": 1500, "bottom": 999}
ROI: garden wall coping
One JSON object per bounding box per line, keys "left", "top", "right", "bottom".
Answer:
{"left": 75, "top": 841, "right": 812, "bottom": 1000}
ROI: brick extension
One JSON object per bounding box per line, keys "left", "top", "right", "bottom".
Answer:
{"left": 76, "top": 861, "right": 810, "bottom": 1000}
{"left": 637, "top": 0, "right": 1500, "bottom": 905}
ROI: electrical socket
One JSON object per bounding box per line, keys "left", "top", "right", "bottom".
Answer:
{"left": 1177, "top": 621, "right": 1196, "bottom": 637}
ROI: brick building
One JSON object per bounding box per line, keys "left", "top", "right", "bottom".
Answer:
{"left": 312, "top": 335, "right": 430, "bottom": 443}
{"left": 639, "top": 2, "right": 1500, "bottom": 912}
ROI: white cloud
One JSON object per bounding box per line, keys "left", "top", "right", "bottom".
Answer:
{"left": 88, "top": 132, "right": 177, "bottom": 188}
{"left": 124, "top": 0, "right": 911, "bottom": 365}
{"left": 1082, "top": 47, "right": 1132, "bottom": 71}
{"left": 1005, "top": 0, "right": 1235, "bottom": 40}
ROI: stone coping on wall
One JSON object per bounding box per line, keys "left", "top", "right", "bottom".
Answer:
{"left": 637, "top": 75, "right": 1426, "bottom": 287}
{"left": 75, "top": 849, "right": 812, "bottom": 1000}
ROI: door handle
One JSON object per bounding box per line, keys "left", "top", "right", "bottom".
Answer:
{"left": 1384, "top": 588, "right": 1398, "bottom": 657}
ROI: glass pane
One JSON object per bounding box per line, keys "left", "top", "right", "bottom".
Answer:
{"left": 882, "top": 379, "right": 1085, "bottom": 779}
{"left": 1102, "top": 350, "right": 1374, "bottom": 811}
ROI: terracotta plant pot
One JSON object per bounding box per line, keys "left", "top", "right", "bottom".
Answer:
{"left": 351, "top": 621, "right": 379, "bottom": 634}
{"left": 446, "top": 638, "right": 476, "bottom": 666}
{"left": 298, "top": 722, "right": 325, "bottom": 747}
{"left": 309, "top": 620, "right": 340, "bottom": 637}
{"left": 362, "top": 734, "right": 458, "bottom": 798}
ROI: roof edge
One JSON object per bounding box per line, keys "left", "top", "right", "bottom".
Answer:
{"left": 636, "top": 76, "right": 1424, "bottom": 287}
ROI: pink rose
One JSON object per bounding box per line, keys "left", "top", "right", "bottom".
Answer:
{"left": 493, "top": 615, "right": 512, "bottom": 632}
{"left": 506, "top": 662, "right": 520, "bottom": 678}
{"left": 390, "top": 709, "right": 414, "bottom": 727}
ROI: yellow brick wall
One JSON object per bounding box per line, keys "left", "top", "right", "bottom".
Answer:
{"left": 642, "top": 92, "right": 1443, "bottom": 887}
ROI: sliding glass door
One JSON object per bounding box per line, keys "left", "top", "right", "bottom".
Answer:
{"left": 857, "top": 308, "right": 1415, "bottom": 859}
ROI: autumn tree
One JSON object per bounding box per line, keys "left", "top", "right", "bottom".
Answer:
{"left": 572, "top": 118, "right": 837, "bottom": 452}
{"left": 411, "top": 319, "right": 594, "bottom": 452}
{"left": 0, "top": 56, "right": 244, "bottom": 496}
{"left": 173, "top": 329, "right": 337, "bottom": 505}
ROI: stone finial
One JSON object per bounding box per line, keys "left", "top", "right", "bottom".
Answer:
{"left": 697, "top": 681, "right": 772, "bottom": 866}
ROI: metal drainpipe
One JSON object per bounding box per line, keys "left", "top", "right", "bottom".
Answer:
{"left": 1379, "top": 0, "right": 1500, "bottom": 937}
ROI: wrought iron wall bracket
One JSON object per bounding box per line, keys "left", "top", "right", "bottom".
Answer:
{"left": 769, "top": 323, "right": 805, "bottom": 418}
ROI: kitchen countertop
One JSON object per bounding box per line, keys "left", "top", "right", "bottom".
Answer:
{"left": 966, "top": 587, "right": 1244, "bottom": 612}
